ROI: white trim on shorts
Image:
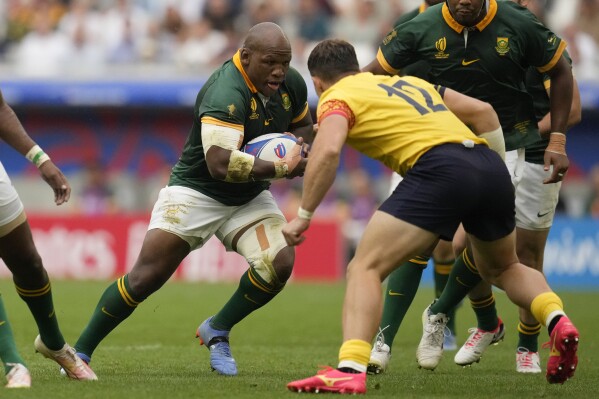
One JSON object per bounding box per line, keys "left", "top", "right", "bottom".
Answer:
{"left": 147, "top": 186, "right": 285, "bottom": 250}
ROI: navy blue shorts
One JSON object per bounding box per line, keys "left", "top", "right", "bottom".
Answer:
{"left": 379, "top": 143, "right": 515, "bottom": 241}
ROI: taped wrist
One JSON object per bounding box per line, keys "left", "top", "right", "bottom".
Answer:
{"left": 225, "top": 150, "right": 255, "bottom": 182}
{"left": 479, "top": 126, "right": 505, "bottom": 160}
{"left": 546, "top": 132, "right": 566, "bottom": 155}
{"left": 273, "top": 160, "right": 288, "bottom": 178}
{"left": 25, "top": 144, "right": 51, "bottom": 168}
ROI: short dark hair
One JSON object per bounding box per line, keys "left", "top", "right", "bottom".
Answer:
{"left": 307, "top": 39, "right": 360, "bottom": 82}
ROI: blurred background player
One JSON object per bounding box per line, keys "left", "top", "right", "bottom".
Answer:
{"left": 284, "top": 39, "right": 579, "bottom": 394}
{"left": 368, "top": 0, "right": 459, "bottom": 376}
{"left": 0, "top": 88, "right": 96, "bottom": 387}
{"left": 70, "top": 22, "right": 313, "bottom": 378}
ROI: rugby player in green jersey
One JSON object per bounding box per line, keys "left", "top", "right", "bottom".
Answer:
{"left": 362, "top": 0, "right": 578, "bottom": 383}
{"left": 71, "top": 22, "right": 313, "bottom": 377}
{"left": 284, "top": 39, "right": 578, "bottom": 394}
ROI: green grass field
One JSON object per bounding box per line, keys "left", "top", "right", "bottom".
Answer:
{"left": 0, "top": 279, "right": 596, "bottom": 398}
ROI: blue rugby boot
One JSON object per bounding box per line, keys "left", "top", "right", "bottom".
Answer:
{"left": 196, "top": 317, "right": 238, "bottom": 376}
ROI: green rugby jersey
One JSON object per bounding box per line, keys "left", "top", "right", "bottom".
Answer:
{"left": 169, "top": 50, "right": 309, "bottom": 206}
{"left": 377, "top": 0, "right": 567, "bottom": 151}
{"left": 393, "top": 5, "right": 429, "bottom": 79}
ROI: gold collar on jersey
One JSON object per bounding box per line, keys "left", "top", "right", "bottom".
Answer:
{"left": 442, "top": 0, "right": 497, "bottom": 33}
{"left": 233, "top": 50, "right": 258, "bottom": 94}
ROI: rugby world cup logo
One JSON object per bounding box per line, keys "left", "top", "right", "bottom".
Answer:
{"left": 274, "top": 143, "right": 287, "bottom": 158}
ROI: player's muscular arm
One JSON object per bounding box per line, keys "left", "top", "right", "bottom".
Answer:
{"left": 202, "top": 122, "right": 302, "bottom": 182}
{"left": 0, "top": 90, "right": 37, "bottom": 153}
{"left": 546, "top": 56, "right": 574, "bottom": 135}
{"left": 538, "top": 78, "right": 582, "bottom": 136}
{"left": 441, "top": 87, "right": 505, "bottom": 159}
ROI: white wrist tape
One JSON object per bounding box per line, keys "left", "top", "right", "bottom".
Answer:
{"left": 25, "top": 145, "right": 51, "bottom": 168}
{"left": 297, "top": 207, "right": 314, "bottom": 221}
{"left": 479, "top": 126, "right": 505, "bottom": 160}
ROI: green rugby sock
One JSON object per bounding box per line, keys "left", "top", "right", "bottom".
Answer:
{"left": 433, "top": 257, "right": 457, "bottom": 334}
{"left": 0, "top": 294, "right": 26, "bottom": 373}
{"left": 75, "top": 275, "right": 142, "bottom": 358}
{"left": 378, "top": 257, "right": 425, "bottom": 349}
{"left": 517, "top": 320, "right": 541, "bottom": 352}
{"left": 431, "top": 249, "right": 481, "bottom": 315}
{"left": 210, "top": 268, "right": 283, "bottom": 331}
{"left": 16, "top": 281, "right": 65, "bottom": 351}
{"left": 470, "top": 293, "right": 499, "bottom": 331}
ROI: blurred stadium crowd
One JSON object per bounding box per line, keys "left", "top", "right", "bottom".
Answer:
{"left": 0, "top": 0, "right": 598, "bottom": 247}
{"left": 0, "top": 0, "right": 597, "bottom": 78}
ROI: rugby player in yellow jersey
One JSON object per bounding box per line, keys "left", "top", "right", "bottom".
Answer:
{"left": 283, "top": 39, "right": 579, "bottom": 394}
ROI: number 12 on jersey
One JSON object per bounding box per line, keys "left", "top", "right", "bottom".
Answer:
{"left": 378, "top": 80, "right": 447, "bottom": 116}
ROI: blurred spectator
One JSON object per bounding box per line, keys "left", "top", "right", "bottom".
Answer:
{"left": 100, "top": 0, "right": 152, "bottom": 63}
{"left": 288, "top": 0, "right": 334, "bottom": 64}
{"left": 173, "top": 18, "right": 228, "bottom": 70}
{"left": 201, "top": 0, "right": 239, "bottom": 33}
{"left": 576, "top": 0, "right": 599, "bottom": 44}
{"left": 13, "top": 9, "right": 71, "bottom": 77}
{"left": 142, "top": 4, "right": 187, "bottom": 63}
{"left": 239, "top": 0, "right": 288, "bottom": 29}
{"left": 560, "top": 0, "right": 599, "bottom": 82}
{"left": 78, "top": 161, "right": 119, "bottom": 215}
{"left": 332, "top": 0, "right": 383, "bottom": 67}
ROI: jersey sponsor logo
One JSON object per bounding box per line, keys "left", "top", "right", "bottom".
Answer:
{"left": 435, "top": 37, "right": 449, "bottom": 59}
{"left": 282, "top": 93, "right": 292, "bottom": 111}
{"left": 249, "top": 98, "right": 260, "bottom": 120}
{"left": 461, "top": 58, "right": 480, "bottom": 66}
{"left": 537, "top": 210, "right": 552, "bottom": 218}
{"left": 101, "top": 306, "right": 118, "bottom": 318}
{"left": 495, "top": 37, "right": 510, "bottom": 55}
{"left": 383, "top": 29, "right": 397, "bottom": 45}
{"left": 227, "top": 103, "right": 236, "bottom": 118}
{"left": 548, "top": 35, "right": 557, "bottom": 45}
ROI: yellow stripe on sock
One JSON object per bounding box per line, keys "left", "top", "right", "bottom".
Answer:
{"left": 247, "top": 269, "right": 276, "bottom": 294}
{"left": 517, "top": 321, "right": 542, "bottom": 335}
{"left": 117, "top": 277, "right": 139, "bottom": 308}
{"left": 408, "top": 256, "right": 430, "bottom": 265}
{"left": 434, "top": 263, "right": 453, "bottom": 275}
{"left": 530, "top": 292, "right": 563, "bottom": 327}
{"left": 15, "top": 282, "right": 51, "bottom": 297}
{"left": 339, "top": 339, "right": 371, "bottom": 367}
{"left": 470, "top": 294, "right": 495, "bottom": 309}
{"left": 462, "top": 249, "right": 479, "bottom": 274}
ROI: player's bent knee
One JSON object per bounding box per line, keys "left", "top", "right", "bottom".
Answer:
{"left": 236, "top": 217, "right": 292, "bottom": 289}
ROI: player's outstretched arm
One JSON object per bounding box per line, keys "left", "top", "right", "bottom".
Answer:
{"left": 0, "top": 90, "right": 70, "bottom": 205}
{"left": 440, "top": 87, "right": 505, "bottom": 159}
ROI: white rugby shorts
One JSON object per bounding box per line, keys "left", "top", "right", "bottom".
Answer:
{"left": 148, "top": 186, "right": 285, "bottom": 250}
{"left": 0, "top": 161, "right": 24, "bottom": 227}
{"left": 505, "top": 149, "right": 560, "bottom": 230}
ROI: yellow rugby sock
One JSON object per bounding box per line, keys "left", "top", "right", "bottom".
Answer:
{"left": 530, "top": 292, "right": 564, "bottom": 327}
{"left": 338, "top": 339, "right": 371, "bottom": 372}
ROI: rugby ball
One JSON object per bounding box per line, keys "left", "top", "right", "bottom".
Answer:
{"left": 242, "top": 133, "right": 302, "bottom": 162}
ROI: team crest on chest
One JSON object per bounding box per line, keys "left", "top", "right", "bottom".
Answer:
{"left": 495, "top": 37, "right": 510, "bottom": 56}
{"left": 281, "top": 93, "right": 292, "bottom": 111}
{"left": 249, "top": 97, "right": 260, "bottom": 120}
{"left": 435, "top": 37, "right": 449, "bottom": 59}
